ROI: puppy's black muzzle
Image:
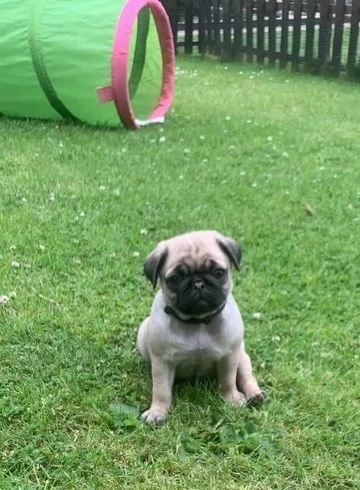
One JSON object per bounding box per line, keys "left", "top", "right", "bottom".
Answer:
{"left": 176, "top": 277, "right": 226, "bottom": 316}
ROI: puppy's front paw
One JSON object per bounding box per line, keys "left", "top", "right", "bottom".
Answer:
{"left": 223, "top": 389, "right": 247, "bottom": 407}
{"left": 246, "top": 390, "right": 266, "bottom": 407}
{"left": 141, "top": 407, "right": 168, "bottom": 425}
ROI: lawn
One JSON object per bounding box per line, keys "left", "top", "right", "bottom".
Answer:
{"left": 0, "top": 57, "right": 359, "bottom": 489}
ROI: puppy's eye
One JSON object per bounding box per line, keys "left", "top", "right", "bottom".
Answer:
{"left": 167, "top": 273, "right": 182, "bottom": 286}
{"left": 213, "top": 268, "right": 226, "bottom": 280}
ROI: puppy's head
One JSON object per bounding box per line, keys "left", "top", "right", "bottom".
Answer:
{"left": 144, "top": 231, "right": 241, "bottom": 319}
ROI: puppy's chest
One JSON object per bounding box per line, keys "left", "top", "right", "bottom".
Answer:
{"left": 165, "top": 330, "right": 232, "bottom": 377}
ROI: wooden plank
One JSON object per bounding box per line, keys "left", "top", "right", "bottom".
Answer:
{"left": 212, "top": 0, "right": 221, "bottom": 56}
{"left": 256, "top": 0, "right": 265, "bottom": 63}
{"left": 246, "top": 0, "right": 254, "bottom": 62}
{"left": 291, "top": 0, "right": 302, "bottom": 71}
{"left": 305, "top": 0, "right": 317, "bottom": 64}
{"left": 204, "top": 0, "right": 213, "bottom": 55}
{"left": 348, "top": 0, "right": 360, "bottom": 68}
{"left": 233, "top": 0, "right": 244, "bottom": 59}
{"left": 280, "top": 0, "right": 290, "bottom": 68}
{"left": 184, "top": 0, "right": 194, "bottom": 54}
{"left": 198, "top": 0, "right": 206, "bottom": 54}
{"left": 222, "top": 0, "right": 232, "bottom": 59}
{"left": 318, "top": 0, "right": 332, "bottom": 67}
{"left": 268, "top": 0, "right": 277, "bottom": 65}
{"left": 332, "top": 0, "right": 346, "bottom": 73}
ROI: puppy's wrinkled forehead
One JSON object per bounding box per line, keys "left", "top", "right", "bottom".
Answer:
{"left": 165, "top": 233, "right": 228, "bottom": 274}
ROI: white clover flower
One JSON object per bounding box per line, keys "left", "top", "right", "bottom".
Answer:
{"left": 133, "top": 251, "right": 140, "bottom": 258}
{"left": 99, "top": 185, "right": 106, "bottom": 191}
{"left": 11, "top": 261, "right": 20, "bottom": 268}
{"left": 267, "top": 136, "right": 273, "bottom": 142}
{"left": 49, "top": 193, "right": 55, "bottom": 202}
{"left": 252, "top": 312, "right": 262, "bottom": 320}
{"left": 140, "top": 229, "right": 148, "bottom": 235}
{"left": 39, "top": 245, "right": 46, "bottom": 252}
{"left": 159, "top": 136, "right": 166, "bottom": 143}
{"left": 0, "top": 295, "right": 10, "bottom": 304}
{"left": 9, "top": 291, "right": 16, "bottom": 298}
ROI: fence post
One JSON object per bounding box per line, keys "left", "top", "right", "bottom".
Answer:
{"left": 268, "top": 0, "right": 277, "bottom": 65}
{"left": 233, "top": 0, "right": 244, "bottom": 59}
{"left": 222, "top": 0, "right": 232, "bottom": 59}
{"left": 280, "top": 0, "right": 290, "bottom": 68}
{"left": 348, "top": 0, "right": 360, "bottom": 70}
{"left": 318, "top": 0, "right": 332, "bottom": 67}
{"left": 292, "top": 0, "right": 303, "bottom": 71}
{"left": 198, "top": 0, "right": 206, "bottom": 54}
{"left": 213, "top": 0, "right": 221, "bottom": 56}
{"left": 256, "top": 0, "right": 266, "bottom": 64}
{"left": 246, "top": 0, "right": 254, "bottom": 62}
{"left": 305, "top": 0, "right": 317, "bottom": 68}
{"left": 332, "top": 0, "right": 346, "bottom": 74}
{"left": 184, "top": 0, "right": 194, "bottom": 54}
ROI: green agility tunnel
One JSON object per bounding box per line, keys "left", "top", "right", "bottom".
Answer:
{"left": 0, "top": 0, "right": 175, "bottom": 129}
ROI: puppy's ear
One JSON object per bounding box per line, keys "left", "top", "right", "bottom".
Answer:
{"left": 217, "top": 236, "right": 242, "bottom": 270}
{"left": 143, "top": 244, "right": 168, "bottom": 288}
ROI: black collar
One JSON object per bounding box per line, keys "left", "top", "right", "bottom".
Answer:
{"left": 164, "top": 302, "right": 226, "bottom": 325}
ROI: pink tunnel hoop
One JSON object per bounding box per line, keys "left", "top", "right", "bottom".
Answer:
{"left": 112, "top": 0, "right": 175, "bottom": 129}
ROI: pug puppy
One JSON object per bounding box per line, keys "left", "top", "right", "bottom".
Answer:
{"left": 137, "top": 230, "right": 264, "bottom": 424}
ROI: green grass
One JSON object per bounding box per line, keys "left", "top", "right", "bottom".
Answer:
{"left": 1, "top": 57, "right": 359, "bottom": 489}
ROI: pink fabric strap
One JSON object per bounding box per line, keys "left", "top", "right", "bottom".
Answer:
{"left": 97, "top": 0, "right": 175, "bottom": 129}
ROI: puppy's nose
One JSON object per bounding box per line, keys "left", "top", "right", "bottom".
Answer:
{"left": 193, "top": 280, "right": 205, "bottom": 290}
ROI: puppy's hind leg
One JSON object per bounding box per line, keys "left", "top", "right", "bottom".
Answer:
{"left": 236, "top": 343, "right": 265, "bottom": 407}
{"left": 137, "top": 317, "right": 151, "bottom": 362}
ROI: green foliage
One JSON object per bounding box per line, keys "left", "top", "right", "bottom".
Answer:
{"left": 0, "top": 57, "right": 359, "bottom": 488}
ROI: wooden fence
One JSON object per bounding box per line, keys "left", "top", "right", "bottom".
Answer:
{"left": 161, "top": 0, "right": 360, "bottom": 75}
